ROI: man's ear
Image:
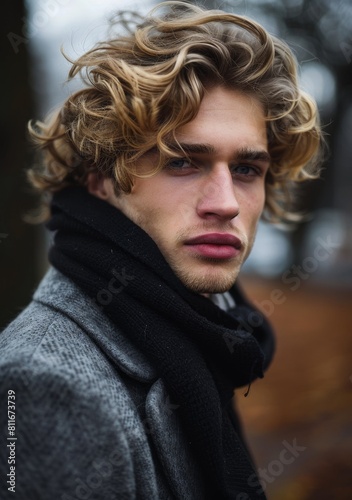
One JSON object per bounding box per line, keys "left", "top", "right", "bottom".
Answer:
{"left": 86, "top": 172, "right": 114, "bottom": 201}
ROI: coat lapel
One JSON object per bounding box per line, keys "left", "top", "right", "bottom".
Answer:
{"left": 146, "top": 379, "right": 205, "bottom": 500}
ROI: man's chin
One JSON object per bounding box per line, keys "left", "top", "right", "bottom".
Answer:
{"left": 176, "top": 270, "right": 240, "bottom": 295}
{"left": 164, "top": 252, "right": 243, "bottom": 295}
{"left": 192, "top": 283, "right": 236, "bottom": 295}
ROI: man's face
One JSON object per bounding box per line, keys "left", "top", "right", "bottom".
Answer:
{"left": 103, "top": 86, "right": 269, "bottom": 294}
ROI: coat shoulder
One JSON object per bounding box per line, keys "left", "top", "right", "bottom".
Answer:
{"left": 0, "top": 272, "right": 162, "bottom": 500}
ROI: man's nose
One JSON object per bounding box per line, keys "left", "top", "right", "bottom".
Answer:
{"left": 196, "top": 164, "right": 240, "bottom": 220}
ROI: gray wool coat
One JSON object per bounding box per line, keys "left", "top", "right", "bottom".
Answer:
{"left": 0, "top": 268, "right": 207, "bottom": 500}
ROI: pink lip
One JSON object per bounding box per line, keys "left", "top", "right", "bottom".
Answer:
{"left": 184, "top": 233, "right": 242, "bottom": 259}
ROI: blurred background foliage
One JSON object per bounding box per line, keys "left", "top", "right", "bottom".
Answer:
{"left": 1, "top": 1, "right": 352, "bottom": 497}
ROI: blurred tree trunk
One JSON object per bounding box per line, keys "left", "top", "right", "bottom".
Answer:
{"left": 0, "top": 2, "right": 44, "bottom": 329}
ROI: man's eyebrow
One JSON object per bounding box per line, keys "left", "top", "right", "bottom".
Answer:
{"left": 168, "top": 143, "right": 271, "bottom": 163}
{"left": 147, "top": 143, "right": 271, "bottom": 163}
{"left": 166, "top": 142, "right": 216, "bottom": 155}
{"left": 236, "top": 147, "right": 271, "bottom": 164}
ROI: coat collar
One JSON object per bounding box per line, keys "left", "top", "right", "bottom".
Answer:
{"left": 33, "top": 267, "right": 158, "bottom": 383}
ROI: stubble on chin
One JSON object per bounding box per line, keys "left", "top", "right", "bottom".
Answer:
{"left": 171, "top": 228, "right": 250, "bottom": 294}
{"left": 166, "top": 253, "right": 244, "bottom": 294}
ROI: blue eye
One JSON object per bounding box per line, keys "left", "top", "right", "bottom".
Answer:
{"left": 165, "top": 158, "right": 191, "bottom": 170}
{"left": 233, "top": 165, "right": 259, "bottom": 177}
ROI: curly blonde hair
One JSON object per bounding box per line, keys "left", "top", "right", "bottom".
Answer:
{"left": 28, "top": 1, "right": 324, "bottom": 221}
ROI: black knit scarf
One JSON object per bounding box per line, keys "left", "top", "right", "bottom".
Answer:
{"left": 47, "top": 186, "right": 275, "bottom": 499}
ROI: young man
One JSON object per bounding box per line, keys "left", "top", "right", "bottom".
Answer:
{"left": 0, "top": 2, "right": 322, "bottom": 499}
